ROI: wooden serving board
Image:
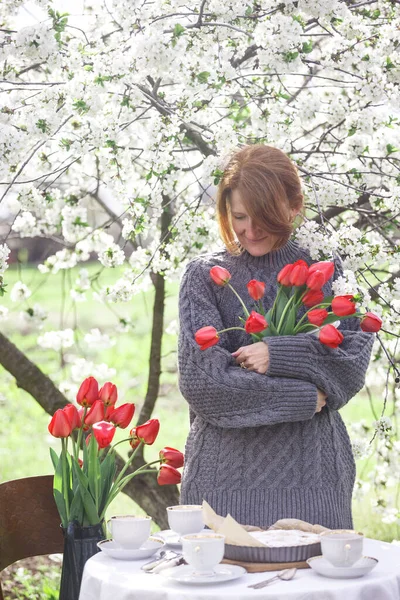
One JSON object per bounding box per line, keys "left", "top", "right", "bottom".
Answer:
{"left": 222, "top": 557, "right": 310, "bottom": 572}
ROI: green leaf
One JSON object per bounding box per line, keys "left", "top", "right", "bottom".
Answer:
{"left": 72, "top": 459, "right": 100, "bottom": 525}
{"left": 197, "top": 71, "right": 210, "bottom": 84}
{"left": 386, "top": 144, "right": 399, "bottom": 155}
{"left": 69, "top": 487, "right": 85, "bottom": 524}
{"left": 99, "top": 449, "right": 117, "bottom": 515}
{"left": 87, "top": 434, "right": 101, "bottom": 510}
{"left": 50, "top": 448, "right": 59, "bottom": 471}
{"left": 53, "top": 489, "right": 67, "bottom": 527}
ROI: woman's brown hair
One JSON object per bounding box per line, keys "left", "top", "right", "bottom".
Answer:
{"left": 216, "top": 145, "right": 304, "bottom": 254}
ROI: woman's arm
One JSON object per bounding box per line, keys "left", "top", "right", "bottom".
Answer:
{"left": 178, "top": 259, "right": 319, "bottom": 428}
{"left": 263, "top": 260, "right": 374, "bottom": 411}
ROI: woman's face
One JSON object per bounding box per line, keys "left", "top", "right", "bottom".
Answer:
{"left": 229, "top": 189, "right": 280, "bottom": 256}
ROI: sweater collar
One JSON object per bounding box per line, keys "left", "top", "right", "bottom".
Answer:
{"left": 235, "top": 239, "right": 303, "bottom": 270}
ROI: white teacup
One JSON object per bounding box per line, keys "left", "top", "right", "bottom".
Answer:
{"left": 181, "top": 533, "right": 225, "bottom": 576}
{"left": 108, "top": 515, "right": 152, "bottom": 549}
{"left": 166, "top": 505, "right": 204, "bottom": 536}
{"left": 320, "top": 529, "right": 364, "bottom": 567}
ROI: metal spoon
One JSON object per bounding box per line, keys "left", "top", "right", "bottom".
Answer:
{"left": 141, "top": 550, "right": 179, "bottom": 572}
{"left": 247, "top": 567, "right": 297, "bottom": 589}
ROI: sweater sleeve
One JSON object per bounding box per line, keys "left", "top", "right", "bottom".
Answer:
{"left": 178, "top": 259, "right": 318, "bottom": 429}
{"left": 264, "top": 262, "right": 374, "bottom": 411}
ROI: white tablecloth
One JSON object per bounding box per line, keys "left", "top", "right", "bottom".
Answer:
{"left": 79, "top": 538, "right": 400, "bottom": 600}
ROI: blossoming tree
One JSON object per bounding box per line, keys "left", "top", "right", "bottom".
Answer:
{"left": 0, "top": 0, "right": 399, "bottom": 528}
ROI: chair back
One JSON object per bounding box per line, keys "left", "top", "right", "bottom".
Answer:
{"left": 0, "top": 475, "right": 64, "bottom": 598}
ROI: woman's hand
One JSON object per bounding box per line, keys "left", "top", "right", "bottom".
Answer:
{"left": 316, "top": 389, "right": 327, "bottom": 413}
{"left": 232, "top": 342, "right": 270, "bottom": 374}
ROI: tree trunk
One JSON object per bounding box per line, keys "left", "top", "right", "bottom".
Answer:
{"left": 0, "top": 331, "right": 179, "bottom": 530}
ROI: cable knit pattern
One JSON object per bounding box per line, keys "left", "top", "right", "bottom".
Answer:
{"left": 178, "top": 240, "right": 374, "bottom": 529}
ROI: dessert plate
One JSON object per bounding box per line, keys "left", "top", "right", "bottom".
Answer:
{"left": 307, "top": 555, "right": 378, "bottom": 578}
{"left": 160, "top": 564, "right": 246, "bottom": 585}
{"left": 157, "top": 529, "right": 206, "bottom": 549}
{"left": 97, "top": 537, "right": 165, "bottom": 560}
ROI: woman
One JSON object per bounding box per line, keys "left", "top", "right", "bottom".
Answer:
{"left": 178, "top": 145, "right": 374, "bottom": 529}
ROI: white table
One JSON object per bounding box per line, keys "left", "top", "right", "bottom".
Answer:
{"left": 79, "top": 538, "right": 400, "bottom": 600}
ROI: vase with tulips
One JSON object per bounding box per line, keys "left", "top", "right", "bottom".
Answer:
{"left": 48, "top": 376, "right": 184, "bottom": 600}
{"left": 195, "top": 260, "right": 382, "bottom": 351}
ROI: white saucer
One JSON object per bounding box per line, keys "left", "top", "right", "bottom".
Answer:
{"left": 97, "top": 537, "right": 165, "bottom": 560}
{"left": 307, "top": 555, "right": 378, "bottom": 578}
{"left": 157, "top": 529, "right": 206, "bottom": 549}
{"left": 160, "top": 564, "right": 246, "bottom": 585}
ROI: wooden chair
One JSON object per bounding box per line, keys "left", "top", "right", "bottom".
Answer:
{"left": 0, "top": 475, "right": 64, "bottom": 600}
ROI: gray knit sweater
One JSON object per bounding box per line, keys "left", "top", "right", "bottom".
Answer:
{"left": 178, "top": 240, "right": 374, "bottom": 529}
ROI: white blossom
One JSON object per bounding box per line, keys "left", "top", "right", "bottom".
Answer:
{"left": 10, "top": 282, "right": 32, "bottom": 303}
{"left": 84, "top": 328, "right": 115, "bottom": 349}
{"left": 37, "top": 329, "right": 75, "bottom": 351}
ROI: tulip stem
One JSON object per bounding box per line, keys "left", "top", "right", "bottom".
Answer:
{"left": 276, "top": 294, "right": 296, "bottom": 334}
{"left": 227, "top": 283, "right": 250, "bottom": 317}
{"left": 218, "top": 326, "right": 246, "bottom": 334}
{"left": 111, "top": 437, "right": 132, "bottom": 450}
{"left": 76, "top": 407, "right": 88, "bottom": 457}
{"left": 61, "top": 438, "right": 70, "bottom": 522}
{"left": 108, "top": 441, "right": 143, "bottom": 495}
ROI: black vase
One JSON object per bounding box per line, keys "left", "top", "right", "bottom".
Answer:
{"left": 59, "top": 521, "right": 105, "bottom": 600}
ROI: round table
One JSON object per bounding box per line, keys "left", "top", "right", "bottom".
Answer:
{"left": 79, "top": 538, "right": 400, "bottom": 600}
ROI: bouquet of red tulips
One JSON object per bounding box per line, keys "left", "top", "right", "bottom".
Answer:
{"left": 195, "top": 260, "right": 382, "bottom": 351}
{"left": 48, "top": 376, "right": 184, "bottom": 528}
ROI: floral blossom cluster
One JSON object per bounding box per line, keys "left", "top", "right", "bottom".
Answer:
{"left": 48, "top": 376, "right": 184, "bottom": 527}
{"left": 195, "top": 261, "right": 382, "bottom": 351}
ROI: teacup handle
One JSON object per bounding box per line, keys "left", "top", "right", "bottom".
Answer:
{"left": 106, "top": 519, "right": 112, "bottom": 538}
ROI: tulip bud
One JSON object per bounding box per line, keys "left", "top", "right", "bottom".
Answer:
{"left": 195, "top": 326, "right": 220, "bottom": 350}
{"left": 331, "top": 295, "right": 356, "bottom": 317}
{"left": 308, "top": 261, "right": 335, "bottom": 284}
{"left": 92, "top": 421, "right": 116, "bottom": 449}
{"left": 98, "top": 382, "right": 118, "bottom": 407}
{"left": 302, "top": 289, "right": 324, "bottom": 308}
{"left": 108, "top": 402, "right": 135, "bottom": 429}
{"left": 63, "top": 404, "right": 81, "bottom": 431}
{"left": 277, "top": 263, "right": 294, "bottom": 286}
{"left": 307, "top": 308, "right": 328, "bottom": 327}
{"left": 319, "top": 324, "right": 344, "bottom": 348}
{"left": 159, "top": 447, "right": 184, "bottom": 469}
{"left": 289, "top": 260, "right": 309, "bottom": 287}
{"left": 245, "top": 311, "right": 267, "bottom": 334}
{"left": 84, "top": 400, "right": 106, "bottom": 426}
{"left": 210, "top": 266, "right": 231, "bottom": 286}
{"left": 157, "top": 464, "right": 182, "bottom": 486}
{"left": 76, "top": 376, "right": 99, "bottom": 407}
{"left": 134, "top": 419, "right": 160, "bottom": 445}
{"left": 247, "top": 279, "right": 266, "bottom": 301}
{"left": 48, "top": 409, "right": 73, "bottom": 438}
{"left": 360, "top": 312, "right": 382, "bottom": 333}
{"left": 306, "top": 270, "right": 325, "bottom": 291}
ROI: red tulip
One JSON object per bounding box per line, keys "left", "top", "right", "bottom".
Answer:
{"left": 302, "top": 289, "right": 324, "bottom": 308}
{"left": 331, "top": 295, "right": 356, "bottom": 316}
{"left": 247, "top": 279, "right": 266, "bottom": 301}
{"left": 360, "top": 312, "right": 382, "bottom": 332}
{"left": 210, "top": 266, "right": 231, "bottom": 286}
{"left": 157, "top": 464, "right": 182, "bottom": 486}
{"left": 159, "top": 447, "right": 184, "bottom": 468}
{"left": 307, "top": 308, "right": 329, "bottom": 327}
{"left": 108, "top": 403, "right": 135, "bottom": 429}
{"left": 92, "top": 421, "right": 116, "bottom": 448}
{"left": 277, "top": 263, "right": 294, "bottom": 286}
{"left": 306, "top": 270, "right": 325, "bottom": 291}
{"left": 76, "top": 376, "right": 99, "bottom": 407}
{"left": 48, "top": 409, "right": 73, "bottom": 438}
{"left": 63, "top": 404, "right": 81, "bottom": 431}
{"left": 84, "top": 400, "right": 105, "bottom": 426}
{"left": 132, "top": 418, "right": 160, "bottom": 446}
{"left": 289, "top": 260, "right": 309, "bottom": 286}
{"left": 195, "top": 326, "right": 220, "bottom": 350}
{"left": 308, "top": 261, "right": 335, "bottom": 284}
{"left": 245, "top": 311, "right": 268, "bottom": 334}
{"left": 98, "top": 382, "right": 118, "bottom": 407}
{"left": 319, "top": 324, "right": 344, "bottom": 348}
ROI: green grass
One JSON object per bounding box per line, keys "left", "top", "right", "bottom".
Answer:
{"left": 0, "top": 263, "right": 397, "bottom": 542}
